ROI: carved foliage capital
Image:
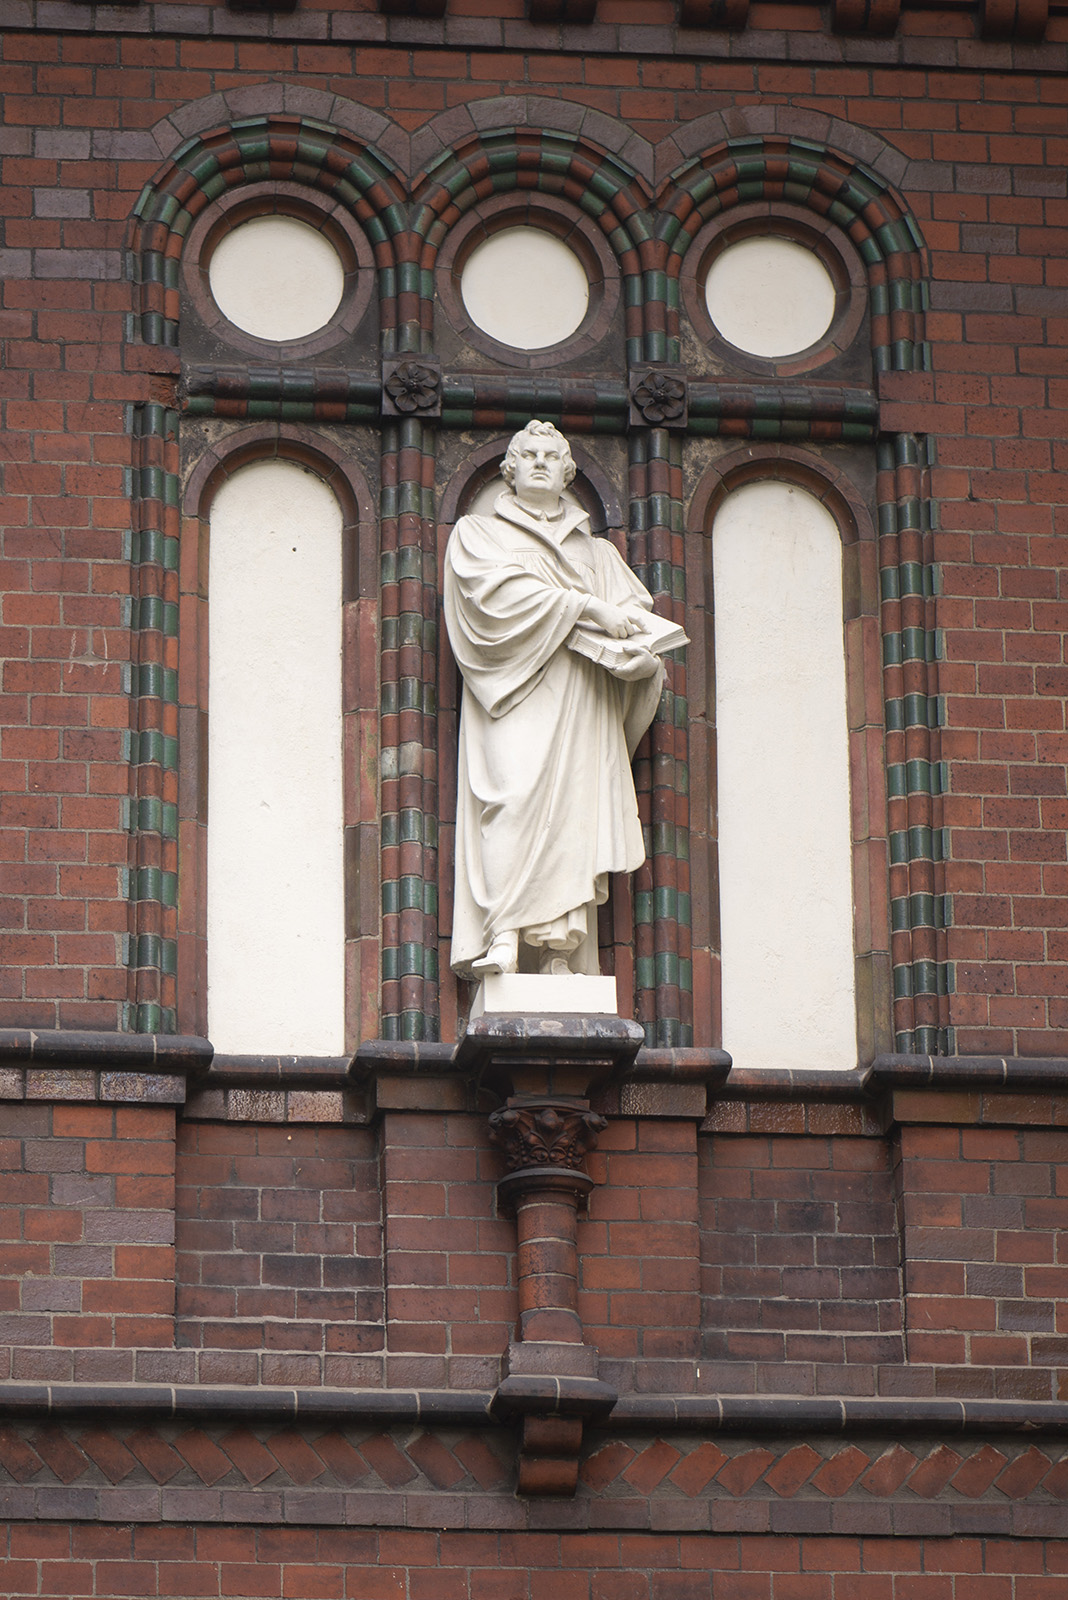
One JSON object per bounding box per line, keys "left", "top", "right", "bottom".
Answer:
{"left": 488, "top": 1101, "right": 608, "bottom": 1173}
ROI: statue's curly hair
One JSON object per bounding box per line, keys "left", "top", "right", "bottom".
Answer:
{"left": 501, "top": 420, "right": 577, "bottom": 488}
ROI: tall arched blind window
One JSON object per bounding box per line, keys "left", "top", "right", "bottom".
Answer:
{"left": 713, "top": 480, "right": 857, "bottom": 1071}
{"left": 207, "top": 459, "right": 345, "bottom": 1054}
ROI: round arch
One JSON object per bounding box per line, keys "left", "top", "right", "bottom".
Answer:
{"left": 129, "top": 114, "right": 407, "bottom": 348}
{"left": 655, "top": 131, "right": 929, "bottom": 375}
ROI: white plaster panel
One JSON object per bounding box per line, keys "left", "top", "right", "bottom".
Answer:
{"left": 208, "top": 215, "right": 345, "bottom": 342}
{"left": 461, "top": 227, "right": 589, "bottom": 350}
{"left": 207, "top": 460, "right": 345, "bottom": 1054}
{"left": 705, "top": 236, "right": 836, "bottom": 358}
{"left": 713, "top": 480, "right": 857, "bottom": 1070}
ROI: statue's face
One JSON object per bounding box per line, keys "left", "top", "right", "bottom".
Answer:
{"left": 512, "top": 433, "right": 567, "bottom": 501}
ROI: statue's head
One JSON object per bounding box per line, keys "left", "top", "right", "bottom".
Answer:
{"left": 501, "top": 420, "right": 577, "bottom": 491}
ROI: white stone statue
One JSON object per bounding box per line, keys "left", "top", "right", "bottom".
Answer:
{"left": 444, "top": 421, "right": 681, "bottom": 981}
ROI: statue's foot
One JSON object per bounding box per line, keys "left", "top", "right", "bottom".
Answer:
{"left": 472, "top": 931, "right": 519, "bottom": 976}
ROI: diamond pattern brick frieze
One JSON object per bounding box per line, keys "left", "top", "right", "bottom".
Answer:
{"left": 762, "top": 1443, "right": 823, "bottom": 1499}
{"left": 0, "top": 1419, "right": 1066, "bottom": 1532}
{"left": 996, "top": 1447, "right": 1054, "bottom": 1500}
{"left": 0, "top": 1428, "right": 43, "bottom": 1484}
{"left": 679, "top": 0, "right": 751, "bottom": 26}
{"left": 831, "top": 0, "right": 902, "bottom": 32}
{"left": 905, "top": 1444, "right": 962, "bottom": 1498}
{"left": 668, "top": 1440, "right": 729, "bottom": 1496}
{"left": 714, "top": 1447, "right": 777, "bottom": 1496}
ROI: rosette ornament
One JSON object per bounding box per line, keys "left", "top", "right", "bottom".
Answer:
{"left": 381, "top": 357, "right": 442, "bottom": 417}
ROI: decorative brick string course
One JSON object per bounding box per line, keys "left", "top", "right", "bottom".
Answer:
{"left": 0, "top": 1103, "right": 176, "bottom": 1374}
{"left": 583, "top": 1433, "right": 1068, "bottom": 1508}
{"left": 1, "top": 1420, "right": 1067, "bottom": 1526}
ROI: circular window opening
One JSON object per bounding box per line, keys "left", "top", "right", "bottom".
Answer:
{"left": 705, "top": 236, "right": 837, "bottom": 360}
{"left": 460, "top": 226, "right": 590, "bottom": 352}
{"left": 208, "top": 215, "right": 346, "bottom": 343}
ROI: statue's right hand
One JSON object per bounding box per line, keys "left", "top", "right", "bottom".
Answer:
{"left": 582, "top": 597, "right": 644, "bottom": 639}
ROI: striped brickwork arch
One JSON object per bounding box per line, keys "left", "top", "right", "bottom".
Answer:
{"left": 410, "top": 126, "right": 655, "bottom": 361}
{"left": 412, "top": 129, "right": 696, "bottom": 1043}
{"left": 656, "top": 135, "right": 945, "bottom": 1054}
{"left": 122, "top": 97, "right": 941, "bottom": 1055}
{"left": 656, "top": 133, "right": 928, "bottom": 373}
{"left": 126, "top": 117, "right": 406, "bottom": 1037}
{"left": 131, "top": 115, "right": 406, "bottom": 347}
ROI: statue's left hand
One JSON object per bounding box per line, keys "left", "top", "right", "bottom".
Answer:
{"left": 611, "top": 646, "right": 662, "bottom": 681}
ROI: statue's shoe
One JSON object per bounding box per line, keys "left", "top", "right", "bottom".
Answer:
{"left": 471, "top": 931, "right": 519, "bottom": 976}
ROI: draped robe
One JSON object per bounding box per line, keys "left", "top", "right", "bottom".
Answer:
{"left": 443, "top": 493, "right": 663, "bottom": 977}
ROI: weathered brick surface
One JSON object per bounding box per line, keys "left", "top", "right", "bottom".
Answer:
{"left": 175, "top": 1122, "right": 384, "bottom": 1385}
{"left": 698, "top": 1133, "right": 905, "bottom": 1391}
{"left": 583, "top": 1117, "right": 701, "bottom": 1384}
{"left": 0, "top": 1102, "right": 176, "bottom": 1374}
{"left": 0, "top": 1524, "right": 1064, "bottom": 1599}
{"left": 896, "top": 1122, "right": 1068, "bottom": 1394}
{"left": 379, "top": 1111, "right": 515, "bottom": 1390}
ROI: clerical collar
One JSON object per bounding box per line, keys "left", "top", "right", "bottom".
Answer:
{"left": 513, "top": 498, "right": 564, "bottom": 522}
{"left": 494, "top": 491, "right": 590, "bottom": 544}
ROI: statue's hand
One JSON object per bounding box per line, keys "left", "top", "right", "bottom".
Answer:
{"left": 582, "top": 597, "right": 645, "bottom": 639}
{"left": 611, "top": 646, "right": 662, "bottom": 682}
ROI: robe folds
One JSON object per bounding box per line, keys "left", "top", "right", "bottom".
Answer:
{"left": 443, "top": 492, "right": 664, "bottom": 978}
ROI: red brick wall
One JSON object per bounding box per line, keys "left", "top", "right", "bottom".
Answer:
{"left": 378, "top": 1110, "right": 515, "bottom": 1388}
{"left": 582, "top": 1117, "right": 701, "bottom": 1381}
{"left": 0, "top": 22, "right": 1066, "bottom": 1048}
{"left": 0, "top": 1102, "right": 175, "bottom": 1377}
{"left": 895, "top": 1113, "right": 1068, "bottom": 1394}
{"left": 699, "top": 1132, "right": 905, "bottom": 1388}
{"left": 175, "top": 1122, "right": 384, "bottom": 1386}
{"left": 0, "top": 1526, "right": 1061, "bottom": 1600}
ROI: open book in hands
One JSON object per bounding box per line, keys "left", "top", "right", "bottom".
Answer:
{"left": 568, "top": 607, "right": 689, "bottom": 670}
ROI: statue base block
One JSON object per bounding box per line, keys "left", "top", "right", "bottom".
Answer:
{"left": 470, "top": 973, "right": 618, "bottom": 1019}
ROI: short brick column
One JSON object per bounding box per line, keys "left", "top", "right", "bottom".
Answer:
{"left": 457, "top": 1014, "right": 642, "bottom": 1494}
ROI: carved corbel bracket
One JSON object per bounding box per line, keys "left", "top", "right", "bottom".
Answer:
{"left": 457, "top": 1012, "right": 638, "bottom": 1495}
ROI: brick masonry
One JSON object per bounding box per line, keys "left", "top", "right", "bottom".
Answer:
{"left": 3, "top": 2, "right": 1068, "bottom": 1592}
{"left": 0, "top": 1418, "right": 1066, "bottom": 1535}
{"left": 0, "top": 17, "right": 1066, "bottom": 1049}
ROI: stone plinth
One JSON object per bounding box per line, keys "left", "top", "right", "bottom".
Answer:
{"left": 469, "top": 973, "right": 619, "bottom": 1019}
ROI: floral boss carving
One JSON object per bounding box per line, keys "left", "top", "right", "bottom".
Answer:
{"left": 381, "top": 356, "right": 442, "bottom": 417}
{"left": 628, "top": 366, "right": 688, "bottom": 428}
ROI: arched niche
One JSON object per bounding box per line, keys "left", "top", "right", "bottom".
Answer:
{"left": 712, "top": 478, "right": 858, "bottom": 1071}
{"left": 686, "top": 449, "right": 888, "bottom": 1068}
{"left": 433, "top": 436, "right": 629, "bottom": 1041}
{"left": 205, "top": 457, "right": 346, "bottom": 1055}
